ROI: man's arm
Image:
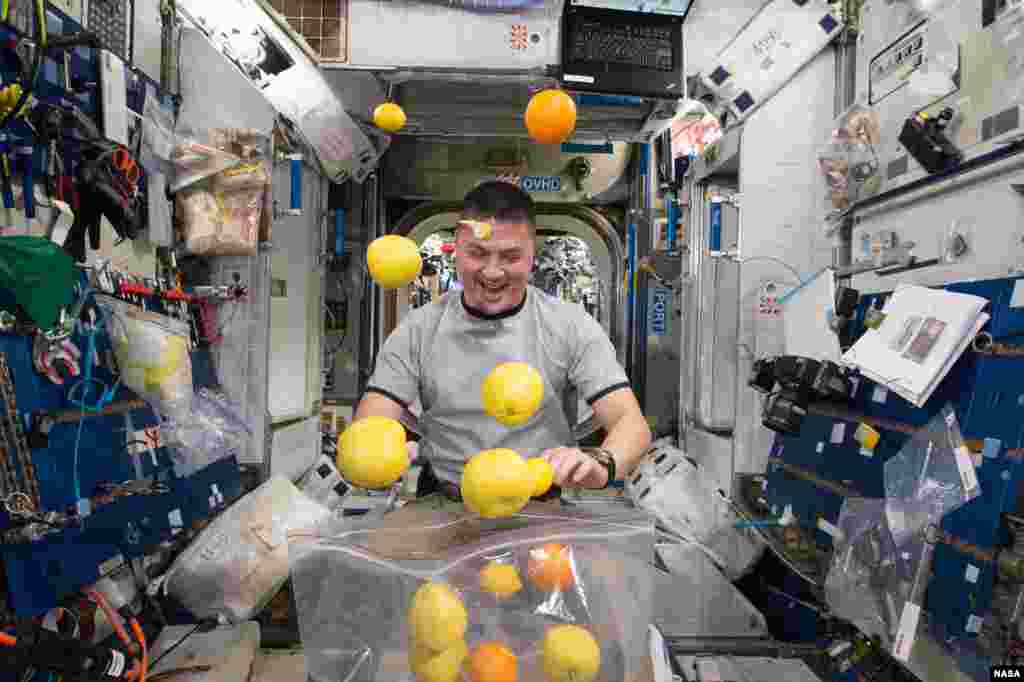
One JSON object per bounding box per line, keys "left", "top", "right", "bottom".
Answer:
{"left": 542, "top": 306, "right": 651, "bottom": 489}
{"left": 354, "top": 391, "right": 406, "bottom": 422}
{"left": 590, "top": 386, "right": 651, "bottom": 480}
{"left": 543, "top": 387, "right": 650, "bottom": 489}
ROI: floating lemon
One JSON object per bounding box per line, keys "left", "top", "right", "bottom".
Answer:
{"left": 481, "top": 362, "right": 544, "bottom": 428}
{"left": 373, "top": 102, "right": 407, "bottom": 132}
{"left": 526, "top": 458, "right": 554, "bottom": 497}
{"left": 336, "top": 416, "right": 409, "bottom": 489}
{"left": 461, "top": 449, "right": 534, "bottom": 519}
{"left": 367, "top": 235, "right": 422, "bottom": 289}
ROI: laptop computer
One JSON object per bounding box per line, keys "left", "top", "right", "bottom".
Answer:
{"left": 559, "top": 0, "right": 691, "bottom": 99}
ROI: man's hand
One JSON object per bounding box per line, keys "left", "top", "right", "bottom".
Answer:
{"left": 540, "top": 447, "right": 608, "bottom": 490}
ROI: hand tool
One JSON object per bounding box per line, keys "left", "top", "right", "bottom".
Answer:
{"left": 27, "top": 399, "right": 147, "bottom": 450}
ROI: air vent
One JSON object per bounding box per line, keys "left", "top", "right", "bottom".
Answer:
{"left": 733, "top": 91, "right": 755, "bottom": 113}
{"left": 273, "top": 0, "right": 347, "bottom": 61}
{"left": 709, "top": 66, "right": 730, "bottom": 86}
{"left": 982, "top": 105, "right": 1020, "bottom": 142}
{"left": 887, "top": 155, "right": 909, "bottom": 179}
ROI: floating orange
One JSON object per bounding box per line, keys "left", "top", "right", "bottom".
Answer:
{"left": 524, "top": 89, "right": 577, "bottom": 145}
{"left": 527, "top": 543, "right": 574, "bottom": 592}
{"left": 467, "top": 641, "right": 518, "bottom": 682}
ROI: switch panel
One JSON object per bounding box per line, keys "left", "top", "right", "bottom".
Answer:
{"left": 869, "top": 20, "right": 932, "bottom": 105}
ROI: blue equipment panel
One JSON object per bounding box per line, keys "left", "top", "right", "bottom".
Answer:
{"left": 0, "top": 318, "right": 243, "bottom": 615}
{"left": 0, "top": 6, "right": 174, "bottom": 217}
{"left": 760, "top": 275, "right": 1024, "bottom": 648}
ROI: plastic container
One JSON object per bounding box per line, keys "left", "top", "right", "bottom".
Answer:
{"left": 288, "top": 505, "right": 655, "bottom": 682}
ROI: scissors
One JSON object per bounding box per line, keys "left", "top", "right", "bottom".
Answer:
{"left": 111, "top": 147, "right": 140, "bottom": 186}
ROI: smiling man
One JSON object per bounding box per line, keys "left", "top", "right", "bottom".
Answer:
{"left": 354, "top": 181, "right": 651, "bottom": 498}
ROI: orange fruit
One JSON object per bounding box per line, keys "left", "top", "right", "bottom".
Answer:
{"left": 527, "top": 543, "right": 574, "bottom": 592}
{"left": 524, "top": 90, "right": 577, "bottom": 145}
{"left": 468, "top": 641, "right": 518, "bottom": 682}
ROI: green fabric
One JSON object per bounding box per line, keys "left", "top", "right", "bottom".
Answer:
{"left": 0, "top": 236, "right": 75, "bottom": 329}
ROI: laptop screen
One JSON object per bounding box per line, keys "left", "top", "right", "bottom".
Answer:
{"left": 568, "top": 0, "right": 693, "bottom": 17}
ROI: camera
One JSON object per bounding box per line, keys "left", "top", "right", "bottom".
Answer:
{"left": 749, "top": 355, "right": 852, "bottom": 435}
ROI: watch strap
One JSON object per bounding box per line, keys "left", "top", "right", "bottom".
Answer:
{"left": 581, "top": 447, "right": 617, "bottom": 488}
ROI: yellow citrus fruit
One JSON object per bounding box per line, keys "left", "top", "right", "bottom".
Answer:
{"left": 526, "top": 458, "right": 554, "bottom": 497}
{"left": 524, "top": 89, "right": 577, "bottom": 145}
{"left": 481, "top": 362, "right": 544, "bottom": 427}
{"left": 459, "top": 219, "right": 493, "bottom": 241}
{"left": 337, "top": 416, "right": 409, "bottom": 489}
{"left": 367, "top": 235, "right": 422, "bottom": 289}
{"left": 467, "top": 642, "right": 518, "bottom": 682}
{"left": 460, "top": 449, "right": 535, "bottom": 519}
{"left": 409, "top": 640, "right": 468, "bottom": 682}
{"left": 408, "top": 582, "right": 468, "bottom": 652}
{"left": 479, "top": 562, "right": 523, "bottom": 599}
{"left": 541, "top": 625, "right": 601, "bottom": 682}
{"left": 373, "top": 102, "right": 407, "bottom": 132}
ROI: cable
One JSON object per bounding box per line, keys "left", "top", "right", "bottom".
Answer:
{"left": 736, "top": 256, "right": 803, "bottom": 283}
{"left": 84, "top": 588, "right": 137, "bottom": 656}
{"left": 129, "top": 619, "right": 147, "bottom": 682}
{"left": 148, "top": 621, "right": 206, "bottom": 671}
{"left": 70, "top": 400, "right": 87, "bottom": 502}
{"left": 0, "top": 0, "right": 46, "bottom": 133}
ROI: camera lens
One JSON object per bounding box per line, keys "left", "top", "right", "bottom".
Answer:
{"left": 762, "top": 391, "right": 807, "bottom": 435}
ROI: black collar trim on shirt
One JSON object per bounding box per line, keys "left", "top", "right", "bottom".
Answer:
{"left": 461, "top": 290, "right": 527, "bottom": 320}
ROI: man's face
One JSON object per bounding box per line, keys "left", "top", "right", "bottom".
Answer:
{"left": 454, "top": 217, "right": 534, "bottom": 315}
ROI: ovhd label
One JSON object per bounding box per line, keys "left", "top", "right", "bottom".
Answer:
{"left": 520, "top": 176, "right": 562, "bottom": 192}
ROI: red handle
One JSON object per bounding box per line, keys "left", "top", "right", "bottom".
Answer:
{"left": 119, "top": 282, "right": 194, "bottom": 303}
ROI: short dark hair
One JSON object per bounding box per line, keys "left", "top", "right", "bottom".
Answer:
{"left": 462, "top": 181, "right": 536, "bottom": 234}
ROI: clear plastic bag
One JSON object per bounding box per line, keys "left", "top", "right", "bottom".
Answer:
{"left": 161, "top": 388, "right": 252, "bottom": 478}
{"left": 176, "top": 184, "right": 262, "bottom": 256}
{"left": 288, "top": 506, "right": 655, "bottom": 682}
{"left": 818, "top": 103, "right": 883, "bottom": 212}
{"left": 824, "top": 500, "right": 938, "bottom": 663}
{"left": 96, "top": 295, "right": 193, "bottom": 420}
{"left": 163, "top": 475, "right": 329, "bottom": 623}
{"left": 169, "top": 127, "right": 270, "bottom": 193}
{"left": 884, "top": 405, "right": 979, "bottom": 547}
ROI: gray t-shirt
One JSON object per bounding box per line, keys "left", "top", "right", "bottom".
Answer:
{"left": 366, "top": 286, "right": 630, "bottom": 483}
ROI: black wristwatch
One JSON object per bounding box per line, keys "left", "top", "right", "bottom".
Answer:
{"left": 581, "top": 447, "right": 617, "bottom": 488}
